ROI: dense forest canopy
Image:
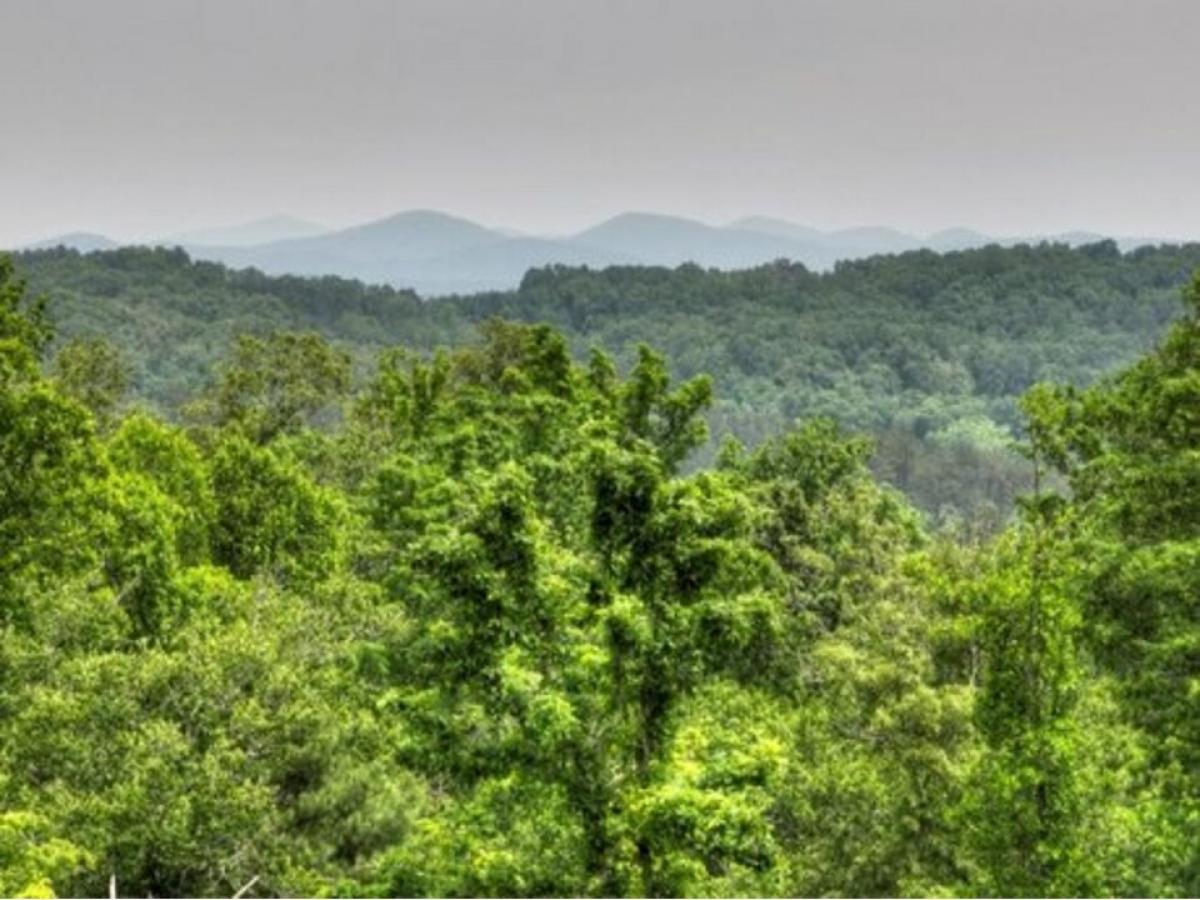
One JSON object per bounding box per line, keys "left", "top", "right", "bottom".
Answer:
{"left": 16, "top": 239, "right": 1200, "bottom": 527}
{"left": 2, "top": 248, "right": 1200, "bottom": 897}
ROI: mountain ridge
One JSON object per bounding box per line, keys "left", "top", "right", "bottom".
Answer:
{"left": 165, "top": 215, "right": 329, "bottom": 247}
{"left": 13, "top": 211, "right": 1176, "bottom": 296}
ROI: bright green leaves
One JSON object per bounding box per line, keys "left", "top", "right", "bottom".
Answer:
{"left": 0, "top": 254, "right": 51, "bottom": 384}
{"left": 949, "top": 528, "right": 1087, "bottom": 896}
{"left": 0, "top": 809, "right": 91, "bottom": 899}
{"left": 629, "top": 684, "right": 792, "bottom": 897}
{"left": 619, "top": 344, "right": 713, "bottom": 472}
{"left": 107, "top": 413, "right": 214, "bottom": 564}
{"left": 713, "top": 419, "right": 973, "bottom": 896}
{"left": 359, "top": 324, "right": 812, "bottom": 895}
{"left": 774, "top": 554, "right": 969, "bottom": 895}
{"left": 0, "top": 383, "right": 104, "bottom": 618}
{"left": 945, "top": 272, "right": 1200, "bottom": 894}
{"left": 1, "top": 647, "right": 278, "bottom": 898}
{"left": 969, "top": 530, "right": 1082, "bottom": 745}
{"left": 735, "top": 418, "right": 872, "bottom": 503}
{"left": 97, "top": 471, "right": 187, "bottom": 638}
{"left": 605, "top": 471, "right": 786, "bottom": 694}
{"left": 380, "top": 775, "right": 589, "bottom": 898}
{"left": 1008, "top": 271, "right": 1200, "bottom": 894}
{"left": 8, "top": 250, "right": 1200, "bottom": 899}
{"left": 375, "top": 456, "right": 596, "bottom": 783}
{"left": 356, "top": 347, "right": 451, "bottom": 443}
{"left": 0, "top": 573, "right": 415, "bottom": 898}
{"left": 208, "top": 436, "right": 342, "bottom": 582}
{"left": 458, "top": 320, "right": 576, "bottom": 401}
{"left": 3, "top": 287, "right": 774, "bottom": 895}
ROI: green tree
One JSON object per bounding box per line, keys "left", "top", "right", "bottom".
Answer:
{"left": 208, "top": 436, "right": 342, "bottom": 582}
{"left": 1014, "top": 271, "right": 1200, "bottom": 894}
{"left": 186, "top": 332, "right": 351, "bottom": 444}
{"left": 0, "top": 808, "right": 91, "bottom": 899}
{"left": 49, "top": 336, "right": 130, "bottom": 427}
{"left": 0, "top": 254, "right": 51, "bottom": 382}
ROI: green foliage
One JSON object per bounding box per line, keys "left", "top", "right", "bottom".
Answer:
{"left": 186, "top": 331, "right": 351, "bottom": 443}
{"left": 0, "top": 809, "right": 91, "bottom": 898}
{"left": 208, "top": 435, "right": 342, "bottom": 582}
{"left": 948, "top": 523, "right": 1088, "bottom": 896}
{"left": 380, "top": 776, "right": 589, "bottom": 897}
{"left": 17, "top": 241, "right": 1200, "bottom": 525}
{"left": 3, "top": 247, "right": 1200, "bottom": 896}
{"left": 0, "top": 254, "right": 52, "bottom": 381}
{"left": 0, "top": 381, "right": 105, "bottom": 617}
{"left": 1012, "top": 272, "right": 1200, "bottom": 894}
{"left": 106, "top": 412, "right": 215, "bottom": 562}
{"left": 49, "top": 336, "right": 130, "bottom": 426}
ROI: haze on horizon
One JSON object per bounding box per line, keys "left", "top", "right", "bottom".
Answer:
{"left": 2, "top": 0, "right": 1198, "bottom": 248}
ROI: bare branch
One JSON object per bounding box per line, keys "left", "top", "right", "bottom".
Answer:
{"left": 232, "top": 874, "right": 260, "bottom": 899}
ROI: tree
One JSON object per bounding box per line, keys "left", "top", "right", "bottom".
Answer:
{"left": 0, "top": 808, "right": 91, "bottom": 899}
{"left": 0, "top": 254, "right": 51, "bottom": 382}
{"left": 0, "top": 256, "right": 106, "bottom": 621}
{"left": 208, "top": 436, "right": 342, "bottom": 582}
{"left": 186, "top": 332, "right": 351, "bottom": 444}
{"left": 1013, "top": 271, "right": 1200, "bottom": 894}
{"left": 4, "top": 242, "right": 1200, "bottom": 897}
{"left": 50, "top": 336, "right": 131, "bottom": 427}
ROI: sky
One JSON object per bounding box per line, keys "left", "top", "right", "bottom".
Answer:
{"left": 2, "top": 0, "right": 1198, "bottom": 246}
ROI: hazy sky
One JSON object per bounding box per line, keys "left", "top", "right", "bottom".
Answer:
{"left": 3, "top": 0, "right": 1198, "bottom": 245}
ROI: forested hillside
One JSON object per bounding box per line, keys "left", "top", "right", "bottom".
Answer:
{"left": 16, "top": 240, "right": 1200, "bottom": 526}
{"left": 2, "top": 251, "right": 1200, "bottom": 897}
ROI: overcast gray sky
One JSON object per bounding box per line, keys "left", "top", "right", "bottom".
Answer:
{"left": 2, "top": 0, "right": 1198, "bottom": 245}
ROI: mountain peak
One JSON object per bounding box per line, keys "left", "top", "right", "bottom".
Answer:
{"left": 576, "top": 211, "right": 721, "bottom": 240}
{"left": 334, "top": 209, "right": 499, "bottom": 240}
{"left": 727, "top": 216, "right": 826, "bottom": 243}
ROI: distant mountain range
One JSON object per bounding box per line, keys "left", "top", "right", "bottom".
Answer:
{"left": 14, "top": 211, "right": 1172, "bottom": 296}
{"left": 163, "top": 215, "right": 328, "bottom": 247}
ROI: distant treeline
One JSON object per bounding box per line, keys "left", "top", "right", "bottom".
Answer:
{"left": 16, "top": 238, "right": 1200, "bottom": 526}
